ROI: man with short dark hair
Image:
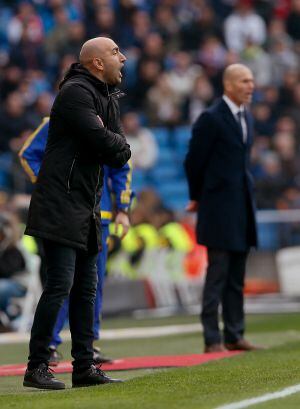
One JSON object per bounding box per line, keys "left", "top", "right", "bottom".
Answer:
{"left": 185, "top": 64, "right": 262, "bottom": 353}
{"left": 23, "top": 37, "right": 131, "bottom": 390}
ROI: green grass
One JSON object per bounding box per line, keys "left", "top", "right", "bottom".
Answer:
{"left": 1, "top": 313, "right": 300, "bottom": 409}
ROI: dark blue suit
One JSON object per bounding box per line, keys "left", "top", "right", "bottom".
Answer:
{"left": 185, "top": 98, "right": 257, "bottom": 346}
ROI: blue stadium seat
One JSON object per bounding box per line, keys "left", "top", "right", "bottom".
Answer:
{"left": 174, "top": 126, "right": 191, "bottom": 150}
{"left": 147, "top": 147, "right": 180, "bottom": 183}
{"left": 131, "top": 169, "right": 147, "bottom": 191}
{"left": 157, "top": 147, "right": 176, "bottom": 162}
{"left": 257, "top": 222, "right": 280, "bottom": 250}
{"left": 157, "top": 179, "right": 189, "bottom": 210}
{"left": 151, "top": 127, "right": 170, "bottom": 148}
{"left": 0, "top": 152, "right": 12, "bottom": 190}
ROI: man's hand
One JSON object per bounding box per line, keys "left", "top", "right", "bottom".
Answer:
{"left": 185, "top": 200, "right": 199, "bottom": 212}
{"left": 114, "top": 211, "right": 130, "bottom": 239}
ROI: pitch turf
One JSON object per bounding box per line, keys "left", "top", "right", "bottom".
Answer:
{"left": 0, "top": 313, "right": 300, "bottom": 409}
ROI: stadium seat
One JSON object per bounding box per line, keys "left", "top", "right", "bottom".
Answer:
{"left": 257, "top": 222, "right": 280, "bottom": 250}
{"left": 0, "top": 152, "right": 12, "bottom": 190}
{"left": 151, "top": 127, "right": 170, "bottom": 148}
{"left": 174, "top": 126, "right": 191, "bottom": 151}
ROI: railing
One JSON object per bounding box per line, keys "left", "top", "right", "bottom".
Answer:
{"left": 257, "top": 210, "right": 300, "bottom": 250}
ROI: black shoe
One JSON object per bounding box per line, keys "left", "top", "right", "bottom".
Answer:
{"left": 23, "top": 363, "right": 65, "bottom": 390}
{"left": 72, "top": 365, "right": 122, "bottom": 388}
{"left": 93, "top": 346, "right": 113, "bottom": 364}
{"left": 49, "top": 347, "right": 63, "bottom": 367}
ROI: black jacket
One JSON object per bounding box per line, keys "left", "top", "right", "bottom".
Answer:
{"left": 185, "top": 98, "right": 257, "bottom": 252}
{"left": 25, "top": 63, "right": 131, "bottom": 251}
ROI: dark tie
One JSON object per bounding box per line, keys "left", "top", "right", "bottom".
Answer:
{"left": 237, "top": 110, "right": 246, "bottom": 143}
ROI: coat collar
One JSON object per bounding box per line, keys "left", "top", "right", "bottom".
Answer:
{"left": 59, "top": 63, "right": 125, "bottom": 99}
{"left": 217, "top": 98, "right": 251, "bottom": 146}
{"left": 222, "top": 95, "right": 245, "bottom": 116}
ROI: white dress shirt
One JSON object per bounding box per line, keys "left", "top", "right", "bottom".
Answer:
{"left": 223, "top": 95, "right": 247, "bottom": 143}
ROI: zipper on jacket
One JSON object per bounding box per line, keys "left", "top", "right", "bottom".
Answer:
{"left": 67, "top": 155, "right": 77, "bottom": 193}
{"left": 93, "top": 165, "right": 101, "bottom": 218}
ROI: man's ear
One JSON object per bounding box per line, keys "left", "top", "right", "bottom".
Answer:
{"left": 224, "top": 80, "right": 232, "bottom": 93}
{"left": 93, "top": 58, "right": 104, "bottom": 71}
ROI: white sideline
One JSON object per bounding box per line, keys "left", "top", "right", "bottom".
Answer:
{"left": 215, "top": 384, "right": 300, "bottom": 409}
{"left": 0, "top": 323, "right": 202, "bottom": 344}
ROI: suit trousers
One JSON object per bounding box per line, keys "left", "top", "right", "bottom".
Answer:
{"left": 28, "top": 238, "right": 98, "bottom": 370}
{"left": 201, "top": 248, "right": 248, "bottom": 346}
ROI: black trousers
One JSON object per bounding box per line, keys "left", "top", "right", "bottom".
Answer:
{"left": 201, "top": 248, "right": 248, "bottom": 346}
{"left": 28, "top": 239, "right": 98, "bottom": 371}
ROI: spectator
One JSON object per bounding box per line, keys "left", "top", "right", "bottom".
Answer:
{"left": 240, "top": 42, "right": 272, "bottom": 87}
{"left": 9, "top": 27, "right": 46, "bottom": 70}
{"left": 256, "top": 152, "right": 289, "bottom": 209}
{"left": 0, "top": 92, "right": 33, "bottom": 152}
{"left": 224, "top": 0, "right": 267, "bottom": 52}
{"left": 180, "top": 4, "right": 223, "bottom": 51}
{"left": 0, "top": 65, "right": 23, "bottom": 101}
{"left": 153, "top": 5, "right": 180, "bottom": 51}
{"left": 86, "top": 6, "right": 118, "bottom": 39}
{"left": 197, "top": 35, "right": 227, "bottom": 78}
{"left": 269, "top": 39, "right": 299, "bottom": 86}
{"left": 273, "top": 131, "right": 300, "bottom": 180}
{"left": 166, "top": 51, "right": 203, "bottom": 100}
{"left": 252, "top": 102, "right": 275, "bottom": 137}
{"left": 59, "top": 21, "right": 86, "bottom": 58}
{"left": 30, "top": 92, "right": 53, "bottom": 125}
{"left": 131, "top": 59, "right": 162, "bottom": 109}
{"left": 286, "top": 0, "right": 300, "bottom": 41}
{"left": 288, "top": 83, "right": 300, "bottom": 131}
{"left": 145, "top": 72, "right": 183, "bottom": 126}
{"left": 7, "top": 1, "right": 44, "bottom": 45}
{"left": 187, "top": 73, "right": 214, "bottom": 124}
{"left": 122, "top": 111, "right": 157, "bottom": 170}
{"left": 139, "top": 32, "right": 166, "bottom": 67}
{"left": 0, "top": 212, "right": 27, "bottom": 324}
{"left": 44, "top": 6, "right": 70, "bottom": 60}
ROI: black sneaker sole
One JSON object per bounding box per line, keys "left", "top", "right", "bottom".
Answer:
{"left": 72, "top": 383, "right": 96, "bottom": 388}
{"left": 72, "top": 380, "right": 123, "bottom": 388}
{"left": 23, "top": 380, "right": 65, "bottom": 390}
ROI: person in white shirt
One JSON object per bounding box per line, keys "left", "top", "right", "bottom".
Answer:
{"left": 224, "top": 0, "right": 267, "bottom": 53}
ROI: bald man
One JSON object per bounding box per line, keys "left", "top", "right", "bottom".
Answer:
{"left": 185, "top": 64, "right": 261, "bottom": 353}
{"left": 23, "top": 37, "right": 131, "bottom": 389}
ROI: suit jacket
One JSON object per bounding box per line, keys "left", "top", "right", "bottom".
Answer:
{"left": 184, "top": 98, "right": 257, "bottom": 252}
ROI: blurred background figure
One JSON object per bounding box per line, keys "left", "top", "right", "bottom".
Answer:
{"left": 122, "top": 111, "right": 157, "bottom": 170}
{"left": 0, "top": 212, "right": 28, "bottom": 332}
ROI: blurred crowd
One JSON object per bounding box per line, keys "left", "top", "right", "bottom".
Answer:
{"left": 1, "top": 0, "right": 300, "bottom": 330}
{"left": 0, "top": 0, "right": 300, "bottom": 209}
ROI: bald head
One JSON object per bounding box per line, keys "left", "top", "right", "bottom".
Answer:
{"left": 79, "top": 37, "right": 115, "bottom": 65}
{"left": 79, "top": 37, "right": 126, "bottom": 85}
{"left": 223, "top": 64, "right": 254, "bottom": 106}
{"left": 223, "top": 64, "right": 252, "bottom": 84}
